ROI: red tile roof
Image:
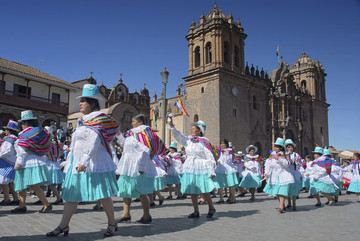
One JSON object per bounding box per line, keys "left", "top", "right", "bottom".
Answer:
{"left": 0, "top": 57, "right": 79, "bottom": 89}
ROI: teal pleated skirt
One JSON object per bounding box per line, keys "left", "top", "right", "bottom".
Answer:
{"left": 154, "top": 177, "right": 165, "bottom": 191}
{"left": 213, "top": 172, "right": 239, "bottom": 189}
{"left": 302, "top": 178, "right": 310, "bottom": 188}
{"left": 117, "top": 174, "right": 155, "bottom": 198}
{"left": 264, "top": 181, "right": 292, "bottom": 197}
{"left": 239, "top": 175, "right": 261, "bottom": 189}
{"left": 309, "top": 180, "right": 338, "bottom": 194}
{"left": 288, "top": 181, "right": 302, "bottom": 197}
{"left": 165, "top": 174, "right": 181, "bottom": 185}
{"left": 330, "top": 182, "right": 343, "bottom": 196}
{"left": 348, "top": 180, "right": 360, "bottom": 193}
{"left": 61, "top": 158, "right": 118, "bottom": 202}
{"left": 180, "top": 173, "right": 216, "bottom": 194}
{"left": 14, "top": 165, "right": 50, "bottom": 191}
{"left": 48, "top": 169, "right": 65, "bottom": 185}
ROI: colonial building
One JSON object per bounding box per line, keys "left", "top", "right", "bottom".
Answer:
{"left": 151, "top": 5, "right": 329, "bottom": 157}
{"left": 68, "top": 76, "right": 150, "bottom": 132}
{"left": 0, "top": 57, "right": 80, "bottom": 129}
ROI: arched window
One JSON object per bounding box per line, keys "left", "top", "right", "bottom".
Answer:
{"left": 224, "top": 42, "right": 229, "bottom": 63}
{"left": 234, "top": 46, "right": 239, "bottom": 67}
{"left": 301, "top": 80, "right": 307, "bottom": 89}
{"left": 194, "top": 114, "right": 199, "bottom": 122}
{"left": 201, "top": 87, "right": 204, "bottom": 93}
{"left": 206, "top": 42, "right": 212, "bottom": 64}
{"left": 253, "top": 96, "right": 257, "bottom": 109}
{"left": 195, "top": 46, "right": 200, "bottom": 68}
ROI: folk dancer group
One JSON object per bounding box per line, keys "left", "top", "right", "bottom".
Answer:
{"left": 1, "top": 83, "right": 360, "bottom": 238}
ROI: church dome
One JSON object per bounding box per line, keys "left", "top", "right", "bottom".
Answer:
{"left": 295, "top": 51, "right": 315, "bottom": 66}
{"left": 206, "top": 4, "right": 228, "bottom": 21}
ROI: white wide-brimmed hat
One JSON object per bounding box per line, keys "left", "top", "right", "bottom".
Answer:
{"left": 235, "top": 151, "right": 245, "bottom": 156}
{"left": 77, "top": 84, "right": 102, "bottom": 100}
{"left": 246, "top": 145, "right": 258, "bottom": 154}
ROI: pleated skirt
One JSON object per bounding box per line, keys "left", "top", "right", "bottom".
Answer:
{"left": 309, "top": 180, "right": 338, "bottom": 194}
{"left": 0, "top": 158, "right": 15, "bottom": 184}
{"left": 61, "top": 158, "right": 118, "bottom": 202}
{"left": 165, "top": 174, "right": 181, "bottom": 185}
{"left": 180, "top": 173, "right": 216, "bottom": 194}
{"left": 239, "top": 175, "right": 261, "bottom": 189}
{"left": 213, "top": 172, "right": 239, "bottom": 189}
{"left": 14, "top": 165, "right": 50, "bottom": 191}
{"left": 348, "top": 180, "right": 360, "bottom": 193}
{"left": 117, "top": 174, "right": 155, "bottom": 198}
{"left": 154, "top": 176, "right": 165, "bottom": 191}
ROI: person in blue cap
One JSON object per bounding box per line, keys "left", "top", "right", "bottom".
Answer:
{"left": 168, "top": 117, "right": 216, "bottom": 218}
{"left": 263, "top": 137, "right": 295, "bottom": 213}
{"left": 0, "top": 120, "right": 20, "bottom": 205}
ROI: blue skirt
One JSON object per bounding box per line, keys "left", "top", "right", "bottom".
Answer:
{"left": 214, "top": 172, "right": 239, "bottom": 188}
{"left": 117, "top": 174, "right": 155, "bottom": 198}
{"left": 154, "top": 177, "right": 165, "bottom": 191}
{"left": 302, "top": 178, "right": 310, "bottom": 188}
{"left": 165, "top": 174, "right": 181, "bottom": 185}
{"left": 264, "top": 183, "right": 292, "bottom": 197}
{"left": 288, "top": 182, "right": 302, "bottom": 197}
{"left": 239, "top": 175, "right": 261, "bottom": 189}
{"left": 180, "top": 173, "right": 216, "bottom": 194}
{"left": 348, "top": 180, "right": 360, "bottom": 193}
{"left": 309, "top": 180, "right": 338, "bottom": 194}
{"left": 14, "top": 165, "right": 50, "bottom": 191}
{"left": 0, "top": 158, "right": 15, "bottom": 181}
{"left": 48, "top": 169, "right": 65, "bottom": 185}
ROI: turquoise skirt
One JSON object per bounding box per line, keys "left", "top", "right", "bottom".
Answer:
{"left": 117, "top": 174, "right": 155, "bottom": 198}
{"left": 180, "top": 173, "right": 216, "bottom": 194}
{"left": 61, "top": 158, "right": 118, "bottom": 202}
{"left": 302, "top": 178, "right": 310, "bottom": 188}
{"left": 330, "top": 182, "right": 343, "bottom": 196}
{"left": 14, "top": 165, "right": 50, "bottom": 191}
{"left": 239, "top": 175, "right": 261, "bottom": 189}
{"left": 154, "top": 177, "right": 165, "bottom": 191}
{"left": 214, "top": 172, "right": 239, "bottom": 188}
{"left": 288, "top": 182, "right": 302, "bottom": 197}
{"left": 48, "top": 169, "right": 65, "bottom": 185}
{"left": 165, "top": 174, "right": 181, "bottom": 185}
{"left": 348, "top": 180, "right": 360, "bottom": 193}
{"left": 264, "top": 183, "right": 291, "bottom": 197}
{"left": 309, "top": 180, "right": 338, "bottom": 194}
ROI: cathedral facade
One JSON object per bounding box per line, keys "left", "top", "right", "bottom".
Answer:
{"left": 151, "top": 5, "right": 329, "bottom": 157}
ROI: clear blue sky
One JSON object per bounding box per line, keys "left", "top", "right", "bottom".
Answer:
{"left": 1, "top": 0, "right": 359, "bottom": 150}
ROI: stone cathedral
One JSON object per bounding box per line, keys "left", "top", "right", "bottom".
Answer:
{"left": 151, "top": 5, "right": 329, "bottom": 157}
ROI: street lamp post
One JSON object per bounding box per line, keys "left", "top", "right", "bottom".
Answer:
{"left": 161, "top": 67, "right": 169, "bottom": 142}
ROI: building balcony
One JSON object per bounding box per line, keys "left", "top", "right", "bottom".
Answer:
{"left": 0, "top": 90, "right": 68, "bottom": 115}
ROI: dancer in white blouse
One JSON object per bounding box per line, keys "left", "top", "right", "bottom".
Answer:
{"left": 239, "top": 145, "right": 262, "bottom": 201}
{"left": 115, "top": 114, "right": 167, "bottom": 224}
{"left": 264, "top": 138, "right": 294, "bottom": 213}
{"left": 0, "top": 120, "right": 19, "bottom": 205}
{"left": 168, "top": 117, "right": 216, "bottom": 218}
{"left": 47, "top": 84, "right": 119, "bottom": 237}
{"left": 164, "top": 142, "right": 183, "bottom": 199}
{"left": 345, "top": 153, "right": 360, "bottom": 202}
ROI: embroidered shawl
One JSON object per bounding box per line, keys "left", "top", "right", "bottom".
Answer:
{"left": 190, "top": 137, "right": 220, "bottom": 161}
{"left": 3, "top": 135, "right": 17, "bottom": 145}
{"left": 153, "top": 155, "right": 169, "bottom": 171}
{"left": 46, "top": 141, "right": 63, "bottom": 162}
{"left": 313, "top": 157, "right": 335, "bottom": 175}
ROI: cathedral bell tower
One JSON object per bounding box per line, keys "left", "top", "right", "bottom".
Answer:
{"left": 186, "top": 4, "right": 247, "bottom": 76}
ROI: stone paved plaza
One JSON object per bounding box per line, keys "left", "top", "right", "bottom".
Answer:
{"left": 0, "top": 191, "right": 359, "bottom": 241}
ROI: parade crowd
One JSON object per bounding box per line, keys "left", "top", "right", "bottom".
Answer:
{"left": 1, "top": 84, "right": 359, "bottom": 238}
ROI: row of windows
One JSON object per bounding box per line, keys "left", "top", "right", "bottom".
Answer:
{"left": 194, "top": 42, "right": 240, "bottom": 68}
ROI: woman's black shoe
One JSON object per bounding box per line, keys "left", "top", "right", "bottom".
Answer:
{"left": 188, "top": 211, "right": 200, "bottom": 218}
{"left": 159, "top": 197, "right": 164, "bottom": 205}
{"left": 46, "top": 226, "right": 69, "bottom": 237}
{"left": 116, "top": 216, "right": 131, "bottom": 223}
{"left": 52, "top": 198, "right": 63, "bottom": 205}
{"left": 216, "top": 200, "right": 224, "bottom": 204}
{"left": 93, "top": 204, "right": 103, "bottom": 211}
{"left": 207, "top": 208, "right": 216, "bottom": 218}
{"left": 33, "top": 200, "right": 42, "bottom": 205}
{"left": 104, "top": 224, "right": 118, "bottom": 237}
{"left": 11, "top": 206, "right": 27, "bottom": 213}
{"left": 9, "top": 200, "right": 20, "bottom": 205}
{"left": 39, "top": 204, "right": 52, "bottom": 213}
{"left": 315, "top": 202, "right": 322, "bottom": 207}
{"left": 135, "top": 216, "right": 152, "bottom": 224}
{"left": 150, "top": 203, "right": 156, "bottom": 207}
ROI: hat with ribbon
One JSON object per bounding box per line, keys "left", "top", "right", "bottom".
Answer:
{"left": 312, "top": 146, "right": 324, "bottom": 154}
{"left": 191, "top": 120, "right": 206, "bottom": 136}
{"left": 285, "top": 139, "right": 296, "bottom": 148}
{"left": 18, "top": 110, "right": 37, "bottom": 122}
{"left": 274, "top": 137, "right": 285, "bottom": 147}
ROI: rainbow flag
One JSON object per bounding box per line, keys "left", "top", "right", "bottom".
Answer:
{"left": 174, "top": 96, "right": 189, "bottom": 116}
{"left": 276, "top": 44, "right": 279, "bottom": 56}
{"left": 152, "top": 104, "right": 157, "bottom": 127}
